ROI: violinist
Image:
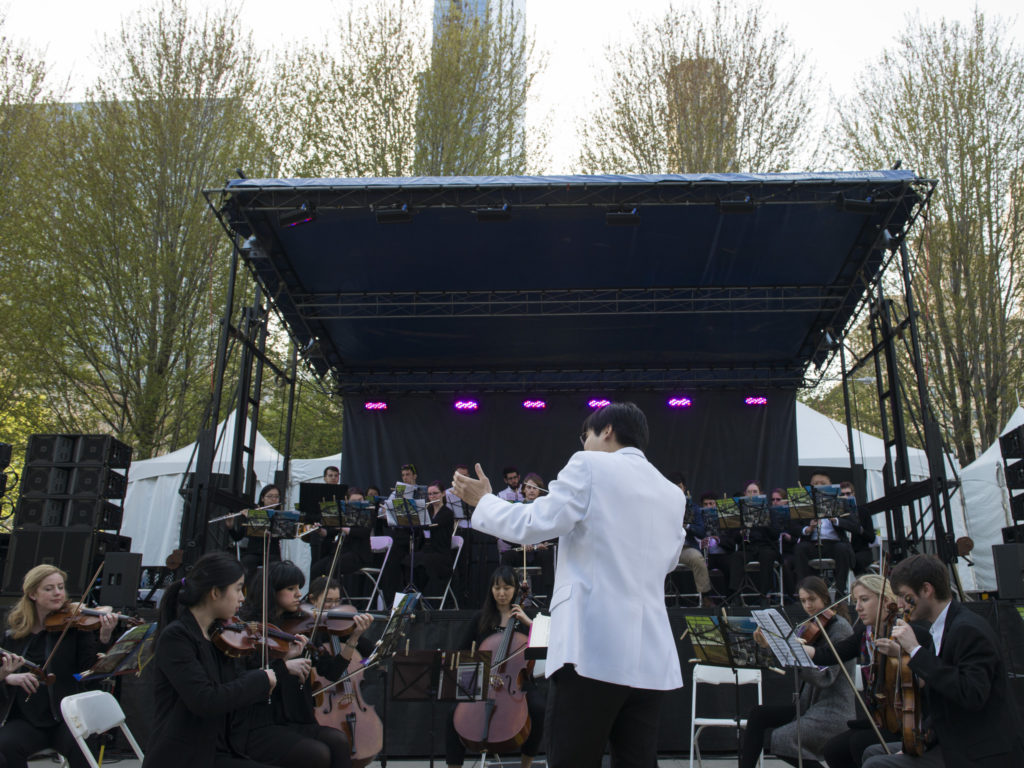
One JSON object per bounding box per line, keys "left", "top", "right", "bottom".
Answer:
{"left": 741, "top": 576, "right": 855, "bottom": 768}
{"left": 141, "top": 552, "right": 278, "bottom": 768}
{"left": 807, "top": 574, "right": 930, "bottom": 768}
{"left": 240, "top": 560, "right": 373, "bottom": 768}
{"left": 0, "top": 565, "right": 117, "bottom": 768}
{"left": 499, "top": 473, "right": 555, "bottom": 597}
{"left": 446, "top": 565, "right": 542, "bottom": 768}
{"left": 226, "top": 484, "right": 283, "bottom": 580}
{"left": 303, "top": 578, "right": 375, "bottom": 659}
{"left": 310, "top": 487, "right": 374, "bottom": 581}
{"left": 862, "top": 555, "right": 1024, "bottom": 768}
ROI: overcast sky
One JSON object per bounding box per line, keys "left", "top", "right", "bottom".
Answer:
{"left": 4, "top": 0, "right": 1020, "bottom": 172}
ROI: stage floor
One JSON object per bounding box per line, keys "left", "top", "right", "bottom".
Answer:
{"left": 31, "top": 757, "right": 797, "bottom": 767}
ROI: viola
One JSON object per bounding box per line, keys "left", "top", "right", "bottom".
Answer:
{"left": 44, "top": 602, "right": 142, "bottom": 632}
{"left": 892, "top": 609, "right": 927, "bottom": 756}
{"left": 795, "top": 608, "right": 835, "bottom": 645}
{"left": 0, "top": 647, "right": 56, "bottom": 686}
{"left": 452, "top": 612, "right": 534, "bottom": 753}
{"left": 211, "top": 617, "right": 306, "bottom": 659}
{"left": 867, "top": 604, "right": 926, "bottom": 755}
{"left": 311, "top": 642, "right": 383, "bottom": 768}
{"left": 868, "top": 602, "right": 903, "bottom": 735}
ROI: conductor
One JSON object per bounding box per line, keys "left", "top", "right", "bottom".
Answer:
{"left": 452, "top": 402, "right": 685, "bottom": 768}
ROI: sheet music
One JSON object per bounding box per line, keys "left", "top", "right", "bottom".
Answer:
{"left": 750, "top": 608, "right": 816, "bottom": 668}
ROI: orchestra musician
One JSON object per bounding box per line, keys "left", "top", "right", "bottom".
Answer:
{"left": 862, "top": 555, "right": 1024, "bottom": 767}
{"left": 734, "top": 480, "right": 783, "bottom": 605}
{"left": 240, "top": 560, "right": 373, "bottom": 768}
{"left": 499, "top": 473, "right": 555, "bottom": 598}
{"left": 671, "top": 473, "right": 715, "bottom": 605}
{"left": 794, "top": 473, "right": 858, "bottom": 598}
{"left": 453, "top": 401, "right": 685, "bottom": 768}
{"left": 741, "top": 576, "right": 855, "bottom": 768}
{"left": 142, "top": 552, "right": 278, "bottom": 768}
{"left": 697, "top": 491, "right": 738, "bottom": 601}
{"left": 0, "top": 565, "right": 117, "bottom": 768}
{"left": 806, "top": 574, "right": 930, "bottom": 768}
{"left": 446, "top": 565, "right": 542, "bottom": 768}
{"left": 226, "top": 484, "right": 283, "bottom": 580}
{"left": 405, "top": 481, "right": 455, "bottom": 598}
{"left": 310, "top": 487, "right": 374, "bottom": 581}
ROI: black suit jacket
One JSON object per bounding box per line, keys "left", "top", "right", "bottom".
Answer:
{"left": 909, "top": 600, "right": 1024, "bottom": 767}
{"left": 141, "top": 611, "right": 271, "bottom": 768}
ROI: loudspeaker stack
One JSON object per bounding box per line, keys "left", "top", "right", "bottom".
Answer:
{"left": 996, "top": 425, "right": 1024, "bottom": 598}
{"left": 2, "top": 434, "right": 133, "bottom": 595}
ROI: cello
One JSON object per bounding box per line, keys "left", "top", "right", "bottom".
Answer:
{"left": 452, "top": 612, "right": 533, "bottom": 754}
{"left": 307, "top": 606, "right": 383, "bottom": 768}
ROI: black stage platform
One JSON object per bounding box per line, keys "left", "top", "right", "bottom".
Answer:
{"left": 116, "top": 601, "right": 1024, "bottom": 759}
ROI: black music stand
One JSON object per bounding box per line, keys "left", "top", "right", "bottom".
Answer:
{"left": 735, "top": 495, "right": 771, "bottom": 603}
{"left": 384, "top": 484, "right": 433, "bottom": 597}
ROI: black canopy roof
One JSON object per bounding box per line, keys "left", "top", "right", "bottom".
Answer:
{"left": 208, "top": 170, "right": 933, "bottom": 394}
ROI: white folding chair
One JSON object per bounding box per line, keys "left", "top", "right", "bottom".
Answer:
{"left": 60, "top": 691, "right": 144, "bottom": 768}
{"left": 689, "top": 664, "right": 763, "bottom": 768}
{"left": 423, "top": 534, "right": 464, "bottom": 610}
{"left": 355, "top": 535, "right": 393, "bottom": 610}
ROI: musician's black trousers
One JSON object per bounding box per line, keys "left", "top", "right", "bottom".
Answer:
{"left": 544, "top": 665, "right": 663, "bottom": 768}
{"left": 824, "top": 722, "right": 900, "bottom": 768}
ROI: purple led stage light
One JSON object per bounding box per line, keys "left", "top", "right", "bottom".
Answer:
{"left": 744, "top": 396, "right": 768, "bottom": 406}
{"left": 588, "top": 398, "right": 611, "bottom": 409}
{"left": 454, "top": 400, "right": 479, "bottom": 411}
{"left": 364, "top": 401, "right": 388, "bottom": 411}
{"left": 667, "top": 397, "right": 692, "bottom": 408}
{"left": 522, "top": 400, "right": 546, "bottom": 409}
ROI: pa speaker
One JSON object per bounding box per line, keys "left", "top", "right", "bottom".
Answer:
{"left": 26, "top": 435, "right": 76, "bottom": 465}
{"left": 1, "top": 529, "right": 133, "bottom": 594}
{"left": 70, "top": 467, "right": 127, "bottom": 499}
{"left": 66, "top": 498, "right": 123, "bottom": 530}
{"left": 21, "top": 466, "right": 71, "bottom": 497}
{"left": 1004, "top": 524, "right": 1024, "bottom": 544}
{"left": 0, "top": 442, "right": 11, "bottom": 470}
{"left": 15, "top": 498, "right": 65, "bottom": 527}
{"left": 75, "top": 435, "right": 132, "bottom": 469}
{"left": 993, "top": 543, "right": 1024, "bottom": 601}
{"left": 1006, "top": 460, "right": 1024, "bottom": 491}
{"left": 1000, "top": 425, "right": 1024, "bottom": 460}
{"left": 101, "top": 551, "right": 142, "bottom": 608}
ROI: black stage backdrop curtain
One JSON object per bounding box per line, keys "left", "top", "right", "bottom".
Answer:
{"left": 342, "top": 390, "right": 798, "bottom": 496}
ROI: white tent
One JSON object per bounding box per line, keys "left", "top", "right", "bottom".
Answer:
{"left": 955, "top": 407, "right": 1024, "bottom": 590}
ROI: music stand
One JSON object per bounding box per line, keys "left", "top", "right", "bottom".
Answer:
{"left": 298, "top": 482, "right": 348, "bottom": 525}
{"left": 384, "top": 484, "right": 432, "bottom": 595}
{"left": 735, "top": 495, "right": 771, "bottom": 602}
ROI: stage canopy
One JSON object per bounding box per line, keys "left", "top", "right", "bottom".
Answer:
{"left": 208, "top": 171, "right": 933, "bottom": 394}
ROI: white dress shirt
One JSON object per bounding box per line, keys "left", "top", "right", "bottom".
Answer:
{"left": 471, "top": 447, "right": 686, "bottom": 690}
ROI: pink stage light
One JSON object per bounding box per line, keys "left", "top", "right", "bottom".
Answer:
{"left": 588, "top": 398, "right": 611, "bottom": 409}
{"left": 745, "top": 396, "right": 768, "bottom": 406}
{"left": 667, "top": 397, "right": 692, "bottom": 408}
{"left": 363, "top": 401, "right": 388, "bottom": 411}
{"left": 454, "top": 400, "right": 479, "bottom": 411}
{"left": 522, "top": 399, "right": 546, "bottom": 409}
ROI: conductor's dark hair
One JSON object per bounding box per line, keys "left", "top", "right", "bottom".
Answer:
{"left": 889, "top": 554, "right": 951, "bottom": 601}
{"left": 478, "top": 565, "right": 521, "bottom": 636}
{"left": 158, "top": 552, "right": 246, "bottom": 638}
{"left": 243, "top": 560, "right": 306, "bottom": 623}
{"left": 581, "top": 401, "right": 649, "bottom": 452}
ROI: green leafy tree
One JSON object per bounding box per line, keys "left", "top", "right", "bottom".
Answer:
{"left": 35, "top": 0, "right": 275, "bottom": 458}
{"left": 835, "top": 9, "right": 1024, "bottom": 464}
{"left": 578, "top": 1, "right": 816, "bottom": 174}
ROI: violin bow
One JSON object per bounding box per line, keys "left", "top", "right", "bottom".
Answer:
{"left": 810, "top": 611, "right": 892, "bottom": 755}
{"left": 304, "top": 525, "right": 348, "bottom": 658}
{"left": 40, "top": 559, "right": 105, "bottom": 674}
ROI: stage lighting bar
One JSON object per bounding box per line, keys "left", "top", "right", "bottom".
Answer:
{"left": 744, "top": 396, "right": 768, "bottom": 406}
{"left": 588, "top": 398, "right": 611, "bottom": 409}
{"left": 667, "top": 397, "right": 692, "bottom": 408}
{"left": 454, "top": 400, "right": 479, "bottom": 411}
{"left": 522, "top": 399, "right": 546, "bottom": 409}
{"left": 279, "top": 202, "right": 316, "bottom": 227}
{"left": 363, "top": 401, "right": 388, "bottom": 411}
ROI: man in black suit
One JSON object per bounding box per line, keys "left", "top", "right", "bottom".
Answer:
{"left": 863, "top": 554, "right": 1024, "bottom": 767}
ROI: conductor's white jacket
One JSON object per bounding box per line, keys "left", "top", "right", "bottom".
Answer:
{"left": 471, "top": 447, "right": 686, "bottom": 690}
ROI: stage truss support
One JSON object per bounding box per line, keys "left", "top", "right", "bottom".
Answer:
{"left": 843, "top": 238, "right": 963, "bottom": 594}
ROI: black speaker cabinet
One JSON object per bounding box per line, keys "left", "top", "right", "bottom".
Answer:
{"left": 2, "top": 529, "right": 133, "bottom": 595}
{"left": 75, "top": 435, "right": 132, "bottom": 469}
{"left": 101, "top": 552, "right": 142, "bottom": 608}
{"left": 21, "top": 466, "right": 71, "bottom": 497}
{"left": 0, "top": 442, "right": 11, "bottom": 470}
{"left": 26, "top": 435, "right": 76, "bottom": 465}
{"left": 1000, "top": 424, "right": 1024, "bottom": 460}
{"left": 1006, "top": 459, "right": 1024, "bottom": 490}
{"left": 1004, "top": 524, "right": 1024, "bottom": 544}
{"left": 1012, "top": 493, "right": 1024, "bottom": 523}
{"left": 69, "top": 467, "right": 127, "bottom": 499}
{"left": 15, "top": 498, "right": 65, "bottom": 527}
{"left": 993, "top": 543, "right": 1024, "bottom": 600}
{"left": 66, "top": 498, "right": 123, "bottom": 530}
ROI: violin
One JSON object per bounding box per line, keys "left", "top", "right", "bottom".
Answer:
{"left": 867, "top": 603, "right": 926, "bottom": 756}
{"left": 210, "top": 617, "right": 308, "bottom": 659}
{"left": 795, "top": 608, "right": 835, "bottom": 645}
{"left": 0, "top": 647, "right": 56, "bottom": 686}
{"left": 44, "top": 602, "right": 142, "bottom": 632}
{"left": 279, "top": 604, "right": 390, "bottom": 639}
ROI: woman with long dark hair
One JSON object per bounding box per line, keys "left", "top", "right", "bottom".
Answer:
{"left": 143, "top": 552, "right": 277, "bottom": 768}
{"left": 739, "top": 575, "right": 855, "bottom": 768}
{"left": 0, "top": 564, "right": 116, "bottom": 768}
{"left": 240, "top": 560, "right": 373, "bottom": 768}
{"left": 446, "top": 565, "right": 545, "bottom": 768}
{"left": 226, "top": 484, "right": 283, "bottom": 579}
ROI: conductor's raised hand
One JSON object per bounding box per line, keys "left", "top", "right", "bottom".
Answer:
{"left": 452, "top": 463, "right": 492, "bottom": 507}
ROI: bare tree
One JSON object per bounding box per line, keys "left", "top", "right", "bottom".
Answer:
{"left": 35, "top": 0, "right": 274, "bottom": 458}
{"left": 578, "top": 1, "right": 816, "bottom": 174}
{"left": 836, "top": 9, "right": 1024, "bottom": 465}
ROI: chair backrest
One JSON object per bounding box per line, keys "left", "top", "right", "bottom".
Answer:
{"left": 450, "top": 534, "right": 464, "bottom": 565}
{"left": 61, "top": 691, "right": 126, "bottom": 738}
{"left": 692, "top": 663, "right": 762, "bottom": 687}
{"left": 369, "top": 535, "right": 393, "bottom": 554}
